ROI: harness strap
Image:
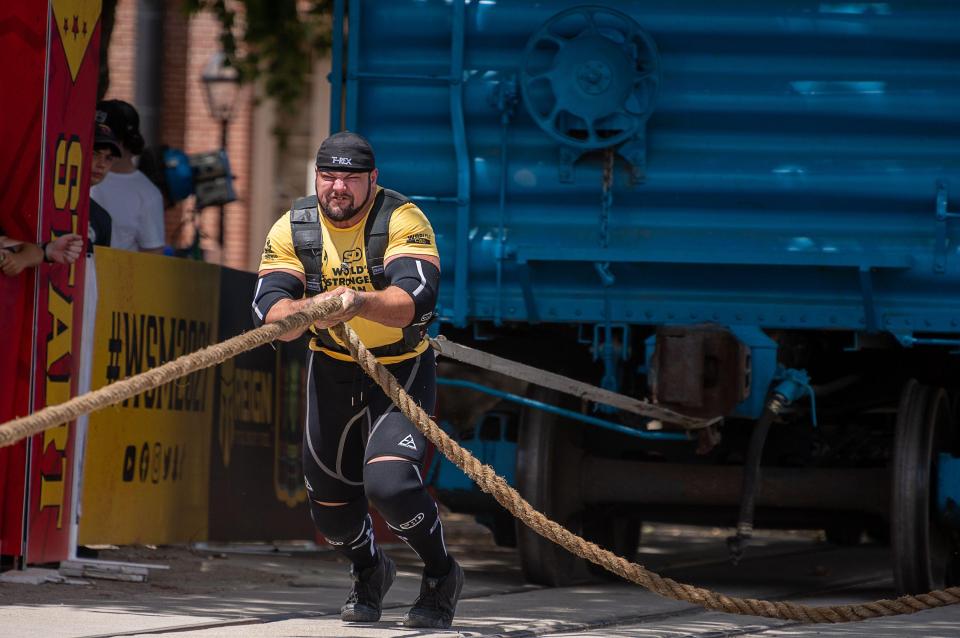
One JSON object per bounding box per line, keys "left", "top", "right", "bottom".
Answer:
{"left": 290, "top": 195, "right": 323, "bottom": 296}
{"left": 364, "top": 189, "right": 390, "bottom": 290}
{"left": 312, "top": 330, "right": 421, "bottom": 358}
{"left": 289, "top": 189, "right": 425, "bottom": 355}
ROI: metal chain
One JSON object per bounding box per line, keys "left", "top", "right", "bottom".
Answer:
{"left": 600, "top": 148, "right": 615, "bottom": 249}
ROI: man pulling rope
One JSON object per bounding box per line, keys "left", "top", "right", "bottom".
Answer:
{"left": 251, "top": 131, "right": 461, "bottom": 629}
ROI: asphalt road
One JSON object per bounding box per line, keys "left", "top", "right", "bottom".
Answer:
{"left": 1, "top": 522, "right": 957, "bottom": 637}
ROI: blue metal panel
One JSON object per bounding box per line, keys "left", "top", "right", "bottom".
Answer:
{"left": 329, "top": 0, "right": 345, "bottom": 132}
{"left": 937, "top": 453, "right": 960, "bottom": 529}
{"left": 345, "top": 0, "right": 362, "bottom": 131}
{"left": 334, "top": 1, "right": 960, "bottom": 336}
{"left": 450, "top": 0, "right": 472, "bottom": 327}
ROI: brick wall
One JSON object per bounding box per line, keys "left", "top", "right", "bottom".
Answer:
{"left": 103, "top": 0, "right": 252, "bottom": 269}
{"left": 103, "top": 0, "right": 136, "bottom": 103}
{"left": 160, "top": 2, "right": 187, "bottom": 150}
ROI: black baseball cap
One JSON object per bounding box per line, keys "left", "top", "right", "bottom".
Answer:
{"left": 315, "top": 131, "right": 375, "bottom": 172}
{"left": 94, "top": 123, "right": 122, "bottom": 158}
{"left": 96, "top": 99, "right": 145, "bottom": 154}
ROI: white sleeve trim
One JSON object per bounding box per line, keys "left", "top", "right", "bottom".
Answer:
{"left": 412, "top": 260, "right": 426, "bottom": 297}
{"left": 252, "top": 277, "right": 265, "bottom": 320}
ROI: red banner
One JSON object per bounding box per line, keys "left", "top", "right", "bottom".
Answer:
{"left": 24, "top": 0, "right": 101, "bottom": 564}
{"left": 0, "top": 2, "right": 48, "bottom": 559}
{"left": 0, "top": 274, "right": 30, "bottom": 558}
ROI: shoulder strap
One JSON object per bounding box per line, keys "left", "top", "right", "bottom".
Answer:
{"left": 365, "top": 189, "right": 425, "bottom": 351}
{"left": 364, "top": 188, "right": 409, "bottom": 290}
{"left": 289, "top": 195, "right": 323, "bottom": 296}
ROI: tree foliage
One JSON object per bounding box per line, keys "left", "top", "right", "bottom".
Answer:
{"left": 184, "top": 0, "right": 333, "bottom": 135}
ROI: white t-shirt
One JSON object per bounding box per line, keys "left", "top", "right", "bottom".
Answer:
{"left": 91, "top": 170, "right": 165, "bottom": 251}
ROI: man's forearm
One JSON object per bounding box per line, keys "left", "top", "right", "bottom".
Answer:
{"left": 0, "top": 243, "right": 43, "bottom": 276}
{"left": 265, "top": 297, "right": 315, "bottom": 341}
{"left": 21, "top": 243, "right": 44, "bottom": 268}
{"left": 356, "top": 286, "right": 415, "bottom": 328}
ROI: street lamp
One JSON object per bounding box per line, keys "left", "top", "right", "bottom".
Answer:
{"left": 201, "top": 52, "right": 240, "bottom": 260}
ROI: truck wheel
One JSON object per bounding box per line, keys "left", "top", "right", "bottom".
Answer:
{"left": 476, "top": 511, "right": 517, "bottom": 548}
{"left": 516, "top": 388, "right": 587, "bottom": 586}
{"left": 891, "top": 382, "right": 957, "bottom": 593}
{"left": 583, "top": 511, "right": 641, "bottom": 580}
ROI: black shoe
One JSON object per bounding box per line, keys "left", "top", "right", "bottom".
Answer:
{"left": 402, "top": 558, "right": 464, "bottom": 629}
{"left": 341, "top": 551, "right": 396, "bottom": 622}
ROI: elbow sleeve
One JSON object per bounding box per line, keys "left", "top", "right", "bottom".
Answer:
{"left": 252, "top": 271, "right": 304, "bottom": 327}
{"left": 385, "top": 257, "right": 440, "bottom": 327}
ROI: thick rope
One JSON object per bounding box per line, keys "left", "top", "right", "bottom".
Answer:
{"left": 0, "top": 296, "right": 343, "bottom": 449}
{"left": 331, "top": 322, "right": 960, "bottom": 623}
{"left": 0, "top": 297, "right": 956, "bottom": 622}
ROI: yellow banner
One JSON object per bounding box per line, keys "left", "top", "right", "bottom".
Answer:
{"left": 79, "top": 249, "right": 219, "bottom": 545}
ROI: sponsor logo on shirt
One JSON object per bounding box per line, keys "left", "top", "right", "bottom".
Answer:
{"left": 406, "top": 232, "right": 432, "bottom": 246}
{"left": 342, "top": 248, "right": 362, "bottom": 263}
{"left": 323, "top": 261, "right": 372, "bottom": 290}
{"left": 261, "top": 238, "right": 277, "bottom": 260}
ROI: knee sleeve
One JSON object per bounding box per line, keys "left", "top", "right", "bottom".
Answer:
{"left": 308, "top": 496, "right": 369, "bottom": 545}
{"left": 363, "top": 459, "right": 436, "bottom": 533}
{"left": 364, "top": 459, "right": 450, "bottom": 575}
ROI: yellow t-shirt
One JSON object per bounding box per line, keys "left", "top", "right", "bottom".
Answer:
{"left": 258, "top": 188, "right": 439, "bottom": 364}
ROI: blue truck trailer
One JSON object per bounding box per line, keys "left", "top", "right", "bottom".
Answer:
{"left": 329, "top": 0, "right": 960, "bottom": 593}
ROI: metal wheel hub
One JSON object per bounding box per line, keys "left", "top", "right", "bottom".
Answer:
{"left": 520, "top": 5, "right": 661, "bottom": 150}
{"left": 557, "top": 37, "right": 632, "bottom": 115}
{"left": 575, "top": 59, "right": 613, "bottom": 96}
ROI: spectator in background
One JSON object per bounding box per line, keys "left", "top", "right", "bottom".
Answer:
{"left": 72, "top": 120, "right": 125, "bottom": 503}
{"left": 91, "top": 100, "right": 165, "bottom": 254}
{"left": 88, "top": 123, "right": 120, "bottom": 250}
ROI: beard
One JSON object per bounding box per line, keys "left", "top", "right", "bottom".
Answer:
{"left": 319, "top": 180, "right": 371, "bottom": 222}
{"left": 319, "top": 194, "right": 360, "bottom": 221}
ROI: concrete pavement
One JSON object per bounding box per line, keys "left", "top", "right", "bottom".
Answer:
{"left": 1, "top": 526, "right": 958, "bottom": 637}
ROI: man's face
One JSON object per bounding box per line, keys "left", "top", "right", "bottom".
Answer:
{"left": 315, "top": 168, "right": 377, "bottom": 222}
{"left": 91, "top": 148, "right": 116, "bottom": 185}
